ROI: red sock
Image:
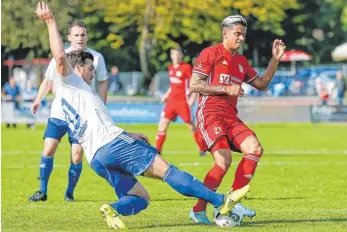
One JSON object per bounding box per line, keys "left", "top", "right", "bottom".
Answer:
{"left": 155, "top": 131, "right": 166, "bottom": 153}
{"left": 193, "top": 164, "right": 227, "bottom": 213}
{"left": 232, "top": 153, "right": 261, "bottom": 190}
{"left": 193, "top": 130, "right": 204, "bottom": 152}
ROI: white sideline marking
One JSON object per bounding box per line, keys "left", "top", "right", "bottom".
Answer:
{"left": 178, "top": 161, "right": 347, "bottom": 167}
{"left": 164, "top": 149, "right": 347, "bottom": 155}
{"left": 2, "top": 149, "right": 347, "bottom": 156}
{"left": 5, "top": 164, "right": 67, "bottom": 169}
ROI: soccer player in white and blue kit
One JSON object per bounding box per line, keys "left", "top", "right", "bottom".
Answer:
{"left": 29, "top": 21, "right": 108, "bottom": 202}
{"left": 35, "top": 1, "right": 250, "bottom": 229}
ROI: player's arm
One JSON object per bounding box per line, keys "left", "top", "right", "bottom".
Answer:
{"left": 35, "top": 1, "right": 71, "bottom": 77}
{"left": 98, "top": 80, "right": 108, "bottom": 103}
{"left": 188, "top": 92, "right": 198, "bottom": 106}
{"left": 161, "top": 87, "right": 171, "bottom": 103}
{"left": 189, "top": 72, "right": 243, "bottom": 96}
{"left": 96, "top": 54, "right": 108, "bottom": 103}
{"left": 31, "top": 78, "right": 53, "bottom": 114}
{"left": 249, "top": 39, "right": 286, "bottom": 91}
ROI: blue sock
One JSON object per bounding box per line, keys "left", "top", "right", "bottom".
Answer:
{"left": 39, "top": 154, "right": 54, "bottom": 194}
{"left": 111, "top": 195, "right": 149, "bottom": 216}
{"left": 66, "top": 162, "right": 82, "bottom": 196}
{"left": 163, "top": 165, "right": 224, "bottom": 208}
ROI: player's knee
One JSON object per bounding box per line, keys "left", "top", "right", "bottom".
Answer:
{"left": 71, "top": 146, "right": 83, "bottom": 164}
{"left": 43, "top": 143, "right": 58, "bottom": 157}
{"left": 213, "top": 150, "right": 232, "bottom": 170}
{"left": 186, "top": 122, "right": 196, "bottom": 132}
{"left": 71, "top": 155, "right": 82, "bottom": 164}
{"left": 247, "top": 144, "right": 263, "bottom": 156}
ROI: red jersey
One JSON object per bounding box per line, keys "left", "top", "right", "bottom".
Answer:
{"left": 193, "top": 43, "right": 258, "bottom": 115}
{"left": 167, "top": 62, "right": 192, "bottom": 102}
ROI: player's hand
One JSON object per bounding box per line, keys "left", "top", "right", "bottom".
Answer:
{"left": 160, "top": 95, "right": 168, "bottom": 103}
{"left": 272, "top": 39, "right": 286, "bottom": 61}
{"left": 225, "top": 85, "right": 244, "bottom": 97}
{"left": 127, "top": 132, "right": 151, "bottom": 145}
{"left": 35, "top": 1, "right": 54, "bottom": 24}
{"left": 31, "top": 101, "right": 41, "bottom": 114}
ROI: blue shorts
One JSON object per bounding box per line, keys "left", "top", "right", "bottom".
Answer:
{"left": 90, "top": 132, "right": 158, "bottom": 197}
{"left": 43, "top": 118, "right": 79, "bottom": 144}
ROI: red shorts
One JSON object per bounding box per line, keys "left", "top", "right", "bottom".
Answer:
{"left": 197, "top": 113, "right": 256, "bottom": 153}
{"left": 162, "top": 101, "right": 192, "bottom": 123}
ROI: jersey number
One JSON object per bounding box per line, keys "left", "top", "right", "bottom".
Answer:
{"left": 214, "top": 126, "right": 223, "bottom": 135}
{"left": 61, "top": 98, "right": 81, "bottom": 134}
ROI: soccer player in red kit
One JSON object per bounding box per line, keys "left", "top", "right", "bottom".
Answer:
{"left": 156, "top": 47, "right": 205, "bottom": 156}
{"left": 188, "top": 15, "right": 286, "bottom": 224}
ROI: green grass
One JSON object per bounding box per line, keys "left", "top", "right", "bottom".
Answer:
{"left": 2, "top": 123, "right": 347, "bottom": 232}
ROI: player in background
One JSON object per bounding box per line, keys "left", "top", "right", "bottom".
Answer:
{"left": 156, "top": 47, "right": 206, "bottom": 156}
{"left": 34, "top": 2, "right": 250, "bottom": 229}
{"left": 28, "top": 20, "right": 108, "bottom": 202}
{"left": 189, "top": 15, "right": 286, "bottom": 224}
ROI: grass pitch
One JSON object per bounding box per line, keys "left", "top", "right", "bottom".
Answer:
{"left": 2, "top": 123, "right": 347, "bottom": 231}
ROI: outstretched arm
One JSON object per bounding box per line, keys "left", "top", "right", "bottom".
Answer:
{"left": 249, "top": 39, "right": 286, "bottom": 91}
{"left": 35, "top": 1, "right": 70, "bottom": 77}
{"left": 189, "top": 73, "right": 244, "bottom": 97}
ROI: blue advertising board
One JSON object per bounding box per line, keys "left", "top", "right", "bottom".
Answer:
{"left": 106, "top": 103, "right": 198, "bottom": 123}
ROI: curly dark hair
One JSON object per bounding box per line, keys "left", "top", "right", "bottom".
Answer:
{"left": 66, "top": 50, "right": 94, "bottom": 69}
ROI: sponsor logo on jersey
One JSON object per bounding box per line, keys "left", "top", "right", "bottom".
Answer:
{"left": 170, "top": 77, "right": 182, "bottom": 83}
{"left": 219, "top": 74, "right": 242, "bottom": 85}
{"left": 239, "top": 64, "right": 244, "bottom": 73}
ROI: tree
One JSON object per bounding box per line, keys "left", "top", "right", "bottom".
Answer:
{"left": 279, "top": 0, "right": 347, "bottom": 64}
{"left": 1, "top": 0, "right": 83, "bottom": 58}
{"left": 84, "top": 0, "right": 299, "bottom": 88}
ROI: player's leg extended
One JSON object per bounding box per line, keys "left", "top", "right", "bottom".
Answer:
{"left": 143, "top": 154, "right": 249, "bottom": 215}
{"left": 191, "top": 136, "right": 231, "bottom": 223}
{"left": 65, "top": 134, "right": 83, "bottom": 202}
{"left": 155, "top": 116, "right": 171, "bottom": 154}
{"left": 29, "top": 118, "right": 67, "bottom": 201}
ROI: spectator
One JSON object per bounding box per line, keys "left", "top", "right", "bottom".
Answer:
{"left": 22, "top": 79, "right": 38, "bottom": 129}
{"left": 334, "top": 71, "right": 346, "bottom": 105}
{"left": 109, "top": 66, "right": 122, "bottom": 94}
{"left": 315, "top": 77, "right": 329, "bottom": 105}
{"left": 3, "top": 77, "right": 20, "bottom": 128}
{"left": 2, "top": 77, "right": 21, "bottom": 128}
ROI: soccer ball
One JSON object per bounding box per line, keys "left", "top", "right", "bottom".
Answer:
{"left": 214, "top": 207, "right": 244, "bottom": 228}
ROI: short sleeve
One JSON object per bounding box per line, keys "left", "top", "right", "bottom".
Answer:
{"left": 45, "top": 58, "right": 59, "bottom": 81}
{"left": 95, "top": 54, "right": 108, "bottom": 81}
{"left": 243, "top": 59, "right": 258, "bottom": 84}
{"left": 193, "top": 48, "right": 215, "bottom": 77}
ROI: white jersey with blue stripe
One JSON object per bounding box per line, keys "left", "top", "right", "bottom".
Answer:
{"left": 45, "top": 47, "right": 108, "bottom": 121}
{"left": 58, "top": 72, "right": 123, "bottom": 163}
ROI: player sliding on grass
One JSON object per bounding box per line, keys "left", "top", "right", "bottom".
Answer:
{"left": 35, "top": 2, "right": 250, "bottom": 229}
{"left": 189, "top": 15, "right": 286, "bottom": 224}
